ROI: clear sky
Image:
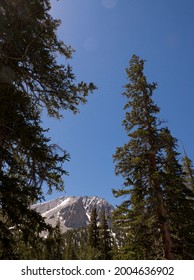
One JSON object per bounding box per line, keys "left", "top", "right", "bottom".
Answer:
{"left": 43, "top": 0, "right": 194, "bottom": 206}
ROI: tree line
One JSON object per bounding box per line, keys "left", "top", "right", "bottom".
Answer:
{"left": 0, "top": 0, "right": 194, "bottom": 259}
{"left": 2, "top": 208, "right": 118, "bottom": 260}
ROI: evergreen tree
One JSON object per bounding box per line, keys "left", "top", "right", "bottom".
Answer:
{"left": 0, "top": 0, "right": 96, "bottom": 118}
{"left": 88, "top": 208, "right": 100, "bottom": 249}
{"left": 181, "top": 147, "right": 194, "bottom": 194}
{"left": 73, "top": 228, "right": 90, "bottom": 259}
{"left": 112, "top": 55, "right": 194, "bottom": 259}
{"left": 111, "top": 227, "right": 128, "bottom": 260}
{"left": 44, "top": 221, "right": 64, "bottom": 260}
{"left": 161, "top": 129, "right": 194, "bottom": 259}
{"left": 63, "top": 229, "right": 78, "bottom": 260}
{"left": 0, "top": 0, "right": 96, "bottom": 259}
{"left": 99, "top": 210, "right": 112, "bottom": 259}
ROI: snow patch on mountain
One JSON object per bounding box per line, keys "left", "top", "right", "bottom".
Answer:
{"left": 32, "top": 196, "right": 114, "bottom": 232}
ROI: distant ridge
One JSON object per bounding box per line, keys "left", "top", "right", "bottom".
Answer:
{"left": 32, "top": 196, "right": 114, "bottom": 232}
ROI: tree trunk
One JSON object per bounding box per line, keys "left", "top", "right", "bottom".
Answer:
{"left": 150, "top": 152, "right": 174, "bottom": 260}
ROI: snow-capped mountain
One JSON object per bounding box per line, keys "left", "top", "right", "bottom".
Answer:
{"left": 31, "top": 196, "right": 114, "bottom": 232}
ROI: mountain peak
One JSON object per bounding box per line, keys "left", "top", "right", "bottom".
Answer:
{"left": 32, "top": 195, "right": 114, "bottom": 232}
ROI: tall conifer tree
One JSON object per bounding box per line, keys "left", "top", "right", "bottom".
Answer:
{"left": 113, "top": 55, "right": 194, "bottom": 259}
{"left": 88, "top": 208, "right": 100, "bottom": 249}
{"left": 0, "top": 0, "right": 96, "bottom": 259}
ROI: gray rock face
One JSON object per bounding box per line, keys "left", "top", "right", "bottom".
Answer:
{"left": 31, "top": 196, "right": 114, "bottom": 232}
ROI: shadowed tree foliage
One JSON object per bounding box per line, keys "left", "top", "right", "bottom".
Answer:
{"left": 88, "top": 207, "right": 100, "bottom": 249}
{"left": 0, "top": 0, "right": 96, "bottom": 117}
{"left": 99, "top": 209, "right": 113, "bottom": 259}
{"left": 44, "top": 220, "right": 65, "bottom": 260}
{"left": 0, "top": 0, "right": 96, "bottom": 259}
{"left": 181, "top": 146, "right": 194, "bottom": 195}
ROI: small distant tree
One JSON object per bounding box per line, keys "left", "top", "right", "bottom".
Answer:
{"left": 63, "top": 230, "right": 77, "bottom": 260}
{"left": 88, "top": 208, "right": 100, "bottom": 249}
{"left": 44, "top": 221, "right": 64, "bottom": 260}
{"left": 99, "top": 210, "right": 112, "bottom": 259}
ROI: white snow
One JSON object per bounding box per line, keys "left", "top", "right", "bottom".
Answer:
{"left": 32, "top": 195, "right": 114, "bottom": 232}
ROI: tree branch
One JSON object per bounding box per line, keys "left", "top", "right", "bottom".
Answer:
{"left": 6, "top": 37, "right": 38, "bottom": 61}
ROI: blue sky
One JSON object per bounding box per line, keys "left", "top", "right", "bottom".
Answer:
{"left": 43, "top": 0, "right": 194, "bottom": 206}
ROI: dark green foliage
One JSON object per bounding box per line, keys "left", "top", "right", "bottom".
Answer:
{"left": 63, "top": 229, "right": 79, "bottom": 260}
{"left": 88, "top": 208, "right": 100, "bottom": 249}
{"left": 181, "top": 148, "right": 194, "bottom": 194}
{"left": 0, "top": 0, "right": 96, "bottom": 259}
{"left": 112, "top": 54, "right": 194, "bottom": 259}
{"left": 59, "top": 209, "right": 114, "bottom": 260}
{"left": 0, "top": 0, "right": 96, "bottom": 118}
{"left": 99, "top": 210, "right": 113, "bottom": 259}
{"left": 0, "top": 210, "right": 128, "bottom": 260}
{"left": 44, "top": 221, "right": 65, "bottom": 259}
{"left": 87, "top": 208, "right": 114, "bottom": 259}
{"left": 161, "top": 129, "right": 194, "bottom": 259}
{"left": 112, "top": 54, "right": 169, "bottom": 259}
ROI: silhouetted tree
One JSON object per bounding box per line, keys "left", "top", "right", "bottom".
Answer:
{"left": 0, "top": 0, "right": 96, "bottom": 259}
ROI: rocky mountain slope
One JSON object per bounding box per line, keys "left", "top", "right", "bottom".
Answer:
{"left": 31, "top": 196, "right": 114, "bottom": 232}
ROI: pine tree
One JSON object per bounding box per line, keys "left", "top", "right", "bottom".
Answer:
{"left": 161, "top": 129, "right": 194, "bottom": 258}
{"left": 44, "top": 221, "right": 64, "bottom": 260}
{"left": 0, "top": 0, "right": 96, "bottom": 118}
{"left": 0, "top": 0, "right": 96, "bottom": 259}
{"left": 88, "top": 208, "right": 100, "bottom": 249}
{"left": 99, "top": 210, "right": 112, "bottom": 259}
{"left": 113, "top": 54, "right": 194, "bottom": 259}
{"left": 63, "top": 229, "right": 78, "bottom": 260}
{"left": 181, "top": 146, "right": 194, "bottom": 194}
{"left": 113, "top": 55, "right": 171, "bottom": 259}
{"left": 87, "top": 207, "right": 103, "bottom": 259}
{"left": 111, "top": 227, "right": 128, "bottom": 259}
